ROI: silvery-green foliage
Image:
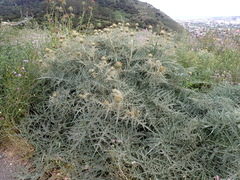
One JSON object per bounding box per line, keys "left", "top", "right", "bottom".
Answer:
{"left": 20, "top": 28, "right": 240, "bottom": 179}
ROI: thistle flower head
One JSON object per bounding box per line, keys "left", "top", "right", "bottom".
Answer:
{"left": 160, "top": 30, "right": 165, "bottom": 36}
{"left": 72, "top": 30, "right": 79, "bottom": 37}
{"left": 68, "top": 6, "right": 73, "bottom": 12}
{"left": 130, "top": 32, "right": 135, "bottom": 36}
{"left": 52, "top": 92, "right": 58, "bottom": 98}
{"left": 158, "top": 66, "right": 166, "bottom": 73}
{"left": 148, "top": 53, "right": 153, "bottom": 58}
{"left": 101, "top": 56, "right": 106, "bottom": 61}
{"left": 112, "top": 89, "right": 123, "bottom": 103}
{"left": 114, "top": 61, "right": 122, "bottom": 69}
{"left": 78, "top": 37, "right": 84, "bottom": 43}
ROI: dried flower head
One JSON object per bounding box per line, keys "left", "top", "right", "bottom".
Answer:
{"left": 158, "top": 66, "right": 166, "bottom": 73}
{"left": 76, "top": 52, "right": 81, "bottom": 56}
{"left": 112, "top": 89, "right": 123, "bottom": 103}
{"left": 90, "top": 42, "right": 96, "bottom": 46}
{"left": 130, "top": 32, "right": 135, "bottom": 36}
{"left": 160, "top": 30, "right": 165, "bottom": 36}
{"left": 77, "top": 93, "right": 89, "bottom": 100}
{"left": 103, "top": 100, "right": 110, "bottom": 106}
{"left": 45, "top": 48, "right": 53, "bottom": 53}
{"left": 101, "top": 56, "right": 107, "bottom": 61}
{"left": 72, "top": 30, "right": 79, "bottom": 37}
{"left": 78, "top": 37, "right": 84, "bottom": 43}
{"left": 134, "top": 110, "right": 140, "bottom": 117}
{"left": 114, "top": 96, "right": 123, "bottom": 103}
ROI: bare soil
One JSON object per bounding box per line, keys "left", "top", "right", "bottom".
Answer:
{"left": 0, "top": 148, "right": 23, "bottom": 180}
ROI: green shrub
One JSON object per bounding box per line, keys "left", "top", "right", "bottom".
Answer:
{"left": 176, "top": 32, "right": 240, "bottom": 87}
{"left": 18, "top": 27, "right": 240, "bottom": 179}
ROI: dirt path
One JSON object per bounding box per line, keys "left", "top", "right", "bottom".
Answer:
{"left": 0, "top": 151, "right": 21, "bottom": 180}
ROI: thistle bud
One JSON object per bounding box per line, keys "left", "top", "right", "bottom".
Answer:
{"left": 134, "top": 110, "right": 140, "bottom": 117}
{"left": 148, "top": 53, "right": 153, "bottom": 58}
{"left": 160, "top": 30, "right": 165, "bottom": 36}
{"left": 130, "top": 32, "right": 135, "bottom": 36}
{"left": 114, "top": 61, "right": 122, "bottom": 69}
{"left": 159, "top": 66, "right": 166, "bottom": 73}
{"left": 112, "top": 89, "right": 123, "bottom": 103}
{"left": 78, "top": 37, "right": 84, "bottom": 43}
{"left": 103, "top": 100, "right": 110, "bottom": 106}
{"left": 52, "top": 92, "right": 58, "bottom": 98}
{"left": 72, "top": 30, "right": 79, "bottom": 37}
{"left": 90, "top": 42, "right": 96, "bottom": 46}
{"left": 101, "top": 56, "right": 106, "bottom": 61}
{"left": 114, "top": 96, "right": 123, "bottom": 103}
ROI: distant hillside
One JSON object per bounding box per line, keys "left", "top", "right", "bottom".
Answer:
{"left": 0, "top": 0, "right": 183, "bottom": 32}
{"left": 0, "top": 0, "right": 45, "bottom": 21}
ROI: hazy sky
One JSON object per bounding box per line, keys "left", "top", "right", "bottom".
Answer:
{"left": 139, "top": 0, "right": 240, "bottom": 19}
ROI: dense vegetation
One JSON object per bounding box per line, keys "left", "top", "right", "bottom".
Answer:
{"left": 1, "top": 1, "right": 240, "bottom": 180}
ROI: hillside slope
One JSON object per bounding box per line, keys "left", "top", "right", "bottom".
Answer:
{"left": 0, "top": 0, "right": 183, "bottom": 32}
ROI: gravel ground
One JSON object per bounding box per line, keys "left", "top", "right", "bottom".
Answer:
{"left": 0, "top": 152, "right": 20, "bottom": 180}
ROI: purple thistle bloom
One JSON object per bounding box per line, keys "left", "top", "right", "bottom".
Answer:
{"left": 23, "top": 60, "right": 29, "bottom": 63}
{"left": 117, "top": 139, "right": 122, "bottom": 143}
{"left": 17, "top": 74, "right": 22, "bottom": 77}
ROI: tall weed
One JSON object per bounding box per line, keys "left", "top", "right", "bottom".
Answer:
{"left": 0, "top": 26, "right": 51, "bottom": 145}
